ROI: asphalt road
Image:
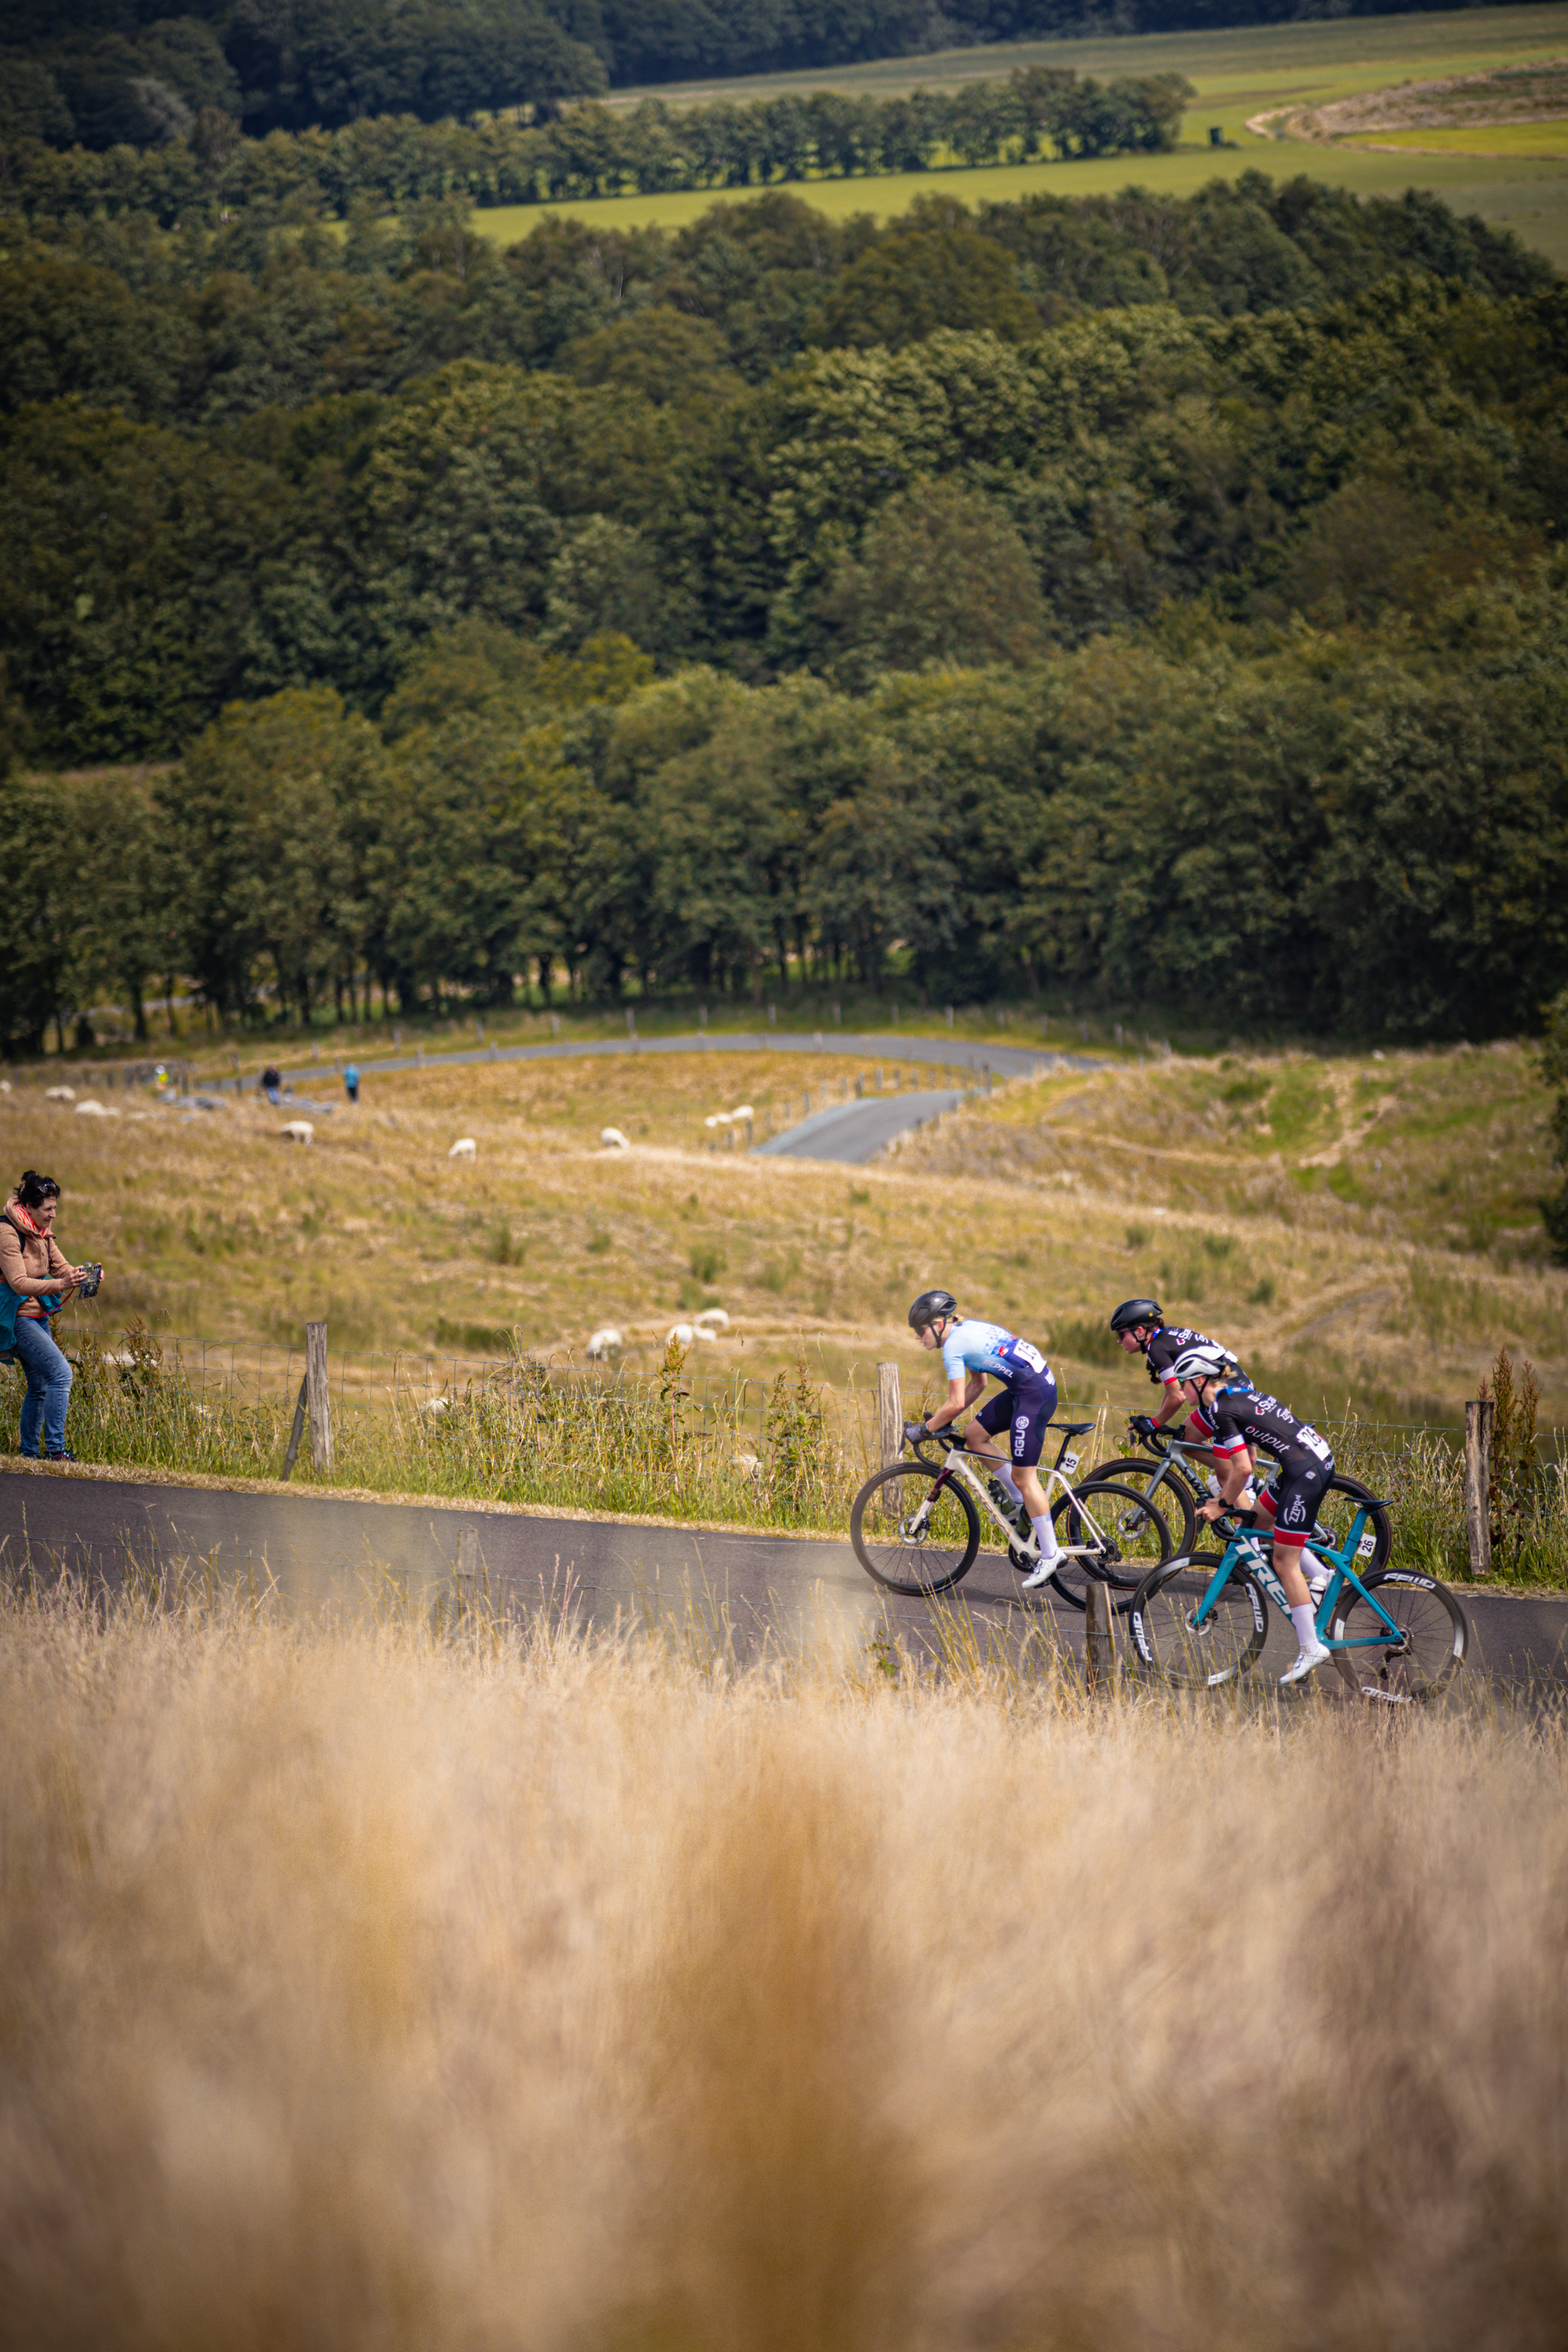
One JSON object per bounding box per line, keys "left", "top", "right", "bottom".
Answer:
{"left": 5, "top": 1468, "right": 1566, "bottom": 1693}
{"left": 755, "top": 1087, "right": 967, "bottom": 1163}
{"left": 211, "top": 1028, "right": 1100, "bottom": 1098}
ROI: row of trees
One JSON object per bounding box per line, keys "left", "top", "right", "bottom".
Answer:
{"left": 4, "top": 253, "right": 1566, "bottom": 760}
{"left": 7, "top": 174, "right": 1537, "bottom": 429}
{"left": 5, "top": 581, "right": 1566, "bottom": 1053}
{"left": 0, "top": 67, "right": 1192, "bottom": 219}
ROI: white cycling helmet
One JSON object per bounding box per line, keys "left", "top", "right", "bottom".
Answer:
{"left": 1171, "top": 1342, "right": 1238, "bottom": 1385}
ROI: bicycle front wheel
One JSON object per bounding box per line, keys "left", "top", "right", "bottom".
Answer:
{"left": 1130, "top": 1554, "right": 1269, "bottom": 1687}
{"left": 850, "top": 1462, "right": 981, "bottom": 1596}
{"left": 1047, "top": 1479, "right": 1172, "bottom": 1612}
{"left": 1329, "top": 1569, "right": 1467, "bottom": 1704}
{"left": 1089, "top": 1456, "right": 1199, "bottom": 1557}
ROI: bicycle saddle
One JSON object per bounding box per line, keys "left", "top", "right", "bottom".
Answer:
{"left": 1054, "top": 1420, "right": 1095, "bottom": 1437}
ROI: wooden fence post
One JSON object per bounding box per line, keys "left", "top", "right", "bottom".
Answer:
{"left": 1084, "top": 1577, "right": 1115, "bottom": 1690}
{"left": 305, "top": 1320, "right": 333, "bottom": 1475}
{"left": 877, "top": 1362, "right": 903, "bottom": 1468}
{"left": 280, "top": 1375, "right": 308, "bottom": 1479}
{"left": 1465, "top": 1397, "right": 1494, "bottom": 1578}
{"left": 455, "top": 1525, "right": 481, "bottom": 1613}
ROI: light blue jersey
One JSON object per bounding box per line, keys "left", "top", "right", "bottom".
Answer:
{"left": 939, "top": 1318, "right": 1050, "bottom": 1386}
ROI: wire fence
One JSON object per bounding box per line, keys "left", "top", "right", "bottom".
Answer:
{"left": 8, "top": 1328, "right": 1568, "bottom": 1575}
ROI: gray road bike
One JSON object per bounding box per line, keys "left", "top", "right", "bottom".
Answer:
{"left": 850, "top": 1418, "right": 1170, "bottom": 1603}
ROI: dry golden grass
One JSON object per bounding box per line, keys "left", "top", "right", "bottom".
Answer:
{"left": 902, "top": 1040, "right": 1568, "bottom": 1425}
{"left": 3, "top": 1583, "right": 1566, "bottom": 2350}
{"left": 5, "top": 1033, "right": 1563, "bottom": 1425}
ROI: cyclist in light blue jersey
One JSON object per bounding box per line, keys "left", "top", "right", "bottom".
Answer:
{"left": 907, "top": 1289, "right": 1061, "bottom": 1588}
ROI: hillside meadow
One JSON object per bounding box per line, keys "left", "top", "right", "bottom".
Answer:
{"left": 6, "top": 1033, "right": 1562, "bottom": 1428}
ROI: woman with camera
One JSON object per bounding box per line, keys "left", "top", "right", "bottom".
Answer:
{"left": 0, "top": 1170, "right": 101, "bottom": 1461}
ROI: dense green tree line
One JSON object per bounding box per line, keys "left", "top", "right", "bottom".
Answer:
{"left": 1, "top": 67, "right": 1191, "bottom": 217}
{"left": 1, "top": 185, "right": 1561, "bottom": 757}
{"left": 0, "top": 2, "right": 604, "bottom": 148}
{"left": 2, "top": 162, "right": 1563, "bottom": 1052}
{"left": 0, "top": 0, "right": 1526, "bottom": 143}
{"left": 2, "top": 176, "right": 1540, "bottom": 441}
{"left": 5, "top": 577, "right": 1566, "bottom": 1053}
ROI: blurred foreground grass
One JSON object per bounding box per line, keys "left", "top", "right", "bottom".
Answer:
{"left": 2, "top": 1580, "right": 1566, "bottom": 2350}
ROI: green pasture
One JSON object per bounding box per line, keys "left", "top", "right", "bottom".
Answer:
{"left": 1369, "top": 121, "right": 1568, "bottom": 154}
{"left": 468, "top": 5, "right": 1568, "bottom": 265}
{"left": 597, "top": 5, "right": 1568, "bottom": 111}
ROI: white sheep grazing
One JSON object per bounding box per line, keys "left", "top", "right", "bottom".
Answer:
{"left": 73, "top": 1099, "right": 107, "bottom": 1116}
{"left": 448, "top": 1137, "right": 477, "bottom": 1160}
{"left": 703, "top": 1111, "right": 731, "bottom": 1129}
{"left": 0, "top": 1080, "right": 11, "bottom": 1094}
{"left": 586, "top": 1327, "right": 622, "bottom": 1360}
{"left": 421, "top": 1396, "right": 450, "bottom": 1417}
{"left": 279, "top": 1120, "right": 314, "bottom": 1145}
{"left": 45, "top": 1085, "right": 75, "bottom": 1102}
{"left": 694, "top": 1307, "right": 730, "bottom": 1331}
{"left": 665, "top": 1323, "right": 695, "bottom": 1350}
{"left": 729, "top": 1105, "right": 753, "bottom": 1123}
{"left": 600, "top": 1126, "right": 630, "bottom": 1149}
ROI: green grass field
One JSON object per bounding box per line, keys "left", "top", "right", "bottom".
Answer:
{"left": 467, "top": 5, "right": 1568, "bottom": 264}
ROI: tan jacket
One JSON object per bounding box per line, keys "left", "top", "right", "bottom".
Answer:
{"left": 0, "top": 1196, "right": 74, "bottom": 1319}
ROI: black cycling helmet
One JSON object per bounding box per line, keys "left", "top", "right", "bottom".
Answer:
{"left": 908, "top": 1289, "right": 958, "bottom": 1333}
{"left": 1109, "top": 1298, "right": 1163, "bottom": 1334}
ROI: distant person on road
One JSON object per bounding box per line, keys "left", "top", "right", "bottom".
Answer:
{"left": 0, "top": 1170, "right": 95, "bottom": 1461}
{"left": 261, "top": 1065, "right": 281, "bottom": 1105}
{"left": 344, "top": 1062, "right": 360, "bottom": 1105}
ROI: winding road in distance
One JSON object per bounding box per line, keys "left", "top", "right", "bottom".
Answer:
{"left": 199, "top": 1029, "right": 1105, "bottom": 1167}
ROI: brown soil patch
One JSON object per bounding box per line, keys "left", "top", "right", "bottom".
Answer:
{"left": 1250, "top": 59, "right": 1568, "bottom": 145}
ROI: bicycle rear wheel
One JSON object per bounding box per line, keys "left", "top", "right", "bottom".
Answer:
{"left": 1089, "top": 1456, "right": 1199, "bottom": 1557}
{"left": 1047, "top": 1480, "right": 1171, "bottom": 1613}
{"left": 1130, "top": 1554, "right": 1269, "bottom": 1687}
{"left": 1329, "top": 1569, "right": 1467, "bottom": 1704}
{"left": 850, "top": 1462, "right": 981, "bottom": 1596}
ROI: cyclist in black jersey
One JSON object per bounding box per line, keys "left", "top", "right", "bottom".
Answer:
{"left": 1108, "top": 1299, "right": 1225, "bottom": 1450}
{"left": 1174, "top": 1342, "right": 1335, "bottom": 1686}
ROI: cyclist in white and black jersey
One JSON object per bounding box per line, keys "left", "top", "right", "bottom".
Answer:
{"left": 1175, "top": 1343, "right": 1335, "bottom": 1685}
{"left": 1108, "top": 1298, "right": 1227, "bottom": 1448}
{"left": 907, "top": 1290, "right": 1062, "bottom": 1589}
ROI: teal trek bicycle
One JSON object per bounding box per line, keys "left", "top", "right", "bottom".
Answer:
{"left": 1128, "top": 1498, "right": 1468, "bottom": 1704}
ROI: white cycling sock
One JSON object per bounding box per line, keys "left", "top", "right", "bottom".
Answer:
{"left": 994, "top": 1468, "right": 1024, "bottom": 1506}
{"left": 1290, "top": 1602, "right": 1318, "bottom": 1651}
{"left": 1029, "top": 1512, "right": 1058, "bottom": 1561}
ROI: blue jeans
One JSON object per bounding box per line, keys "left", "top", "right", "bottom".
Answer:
{"left": 13, "top": 1316, "right": 73, "bottom": 1456}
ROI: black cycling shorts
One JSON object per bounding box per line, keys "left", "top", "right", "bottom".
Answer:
{"left": 974, "top": 1369, "right": 1058, "bottom": 1468}
{"left": 1256, "top": 1457, "right": 1334, "bottom": 1550}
